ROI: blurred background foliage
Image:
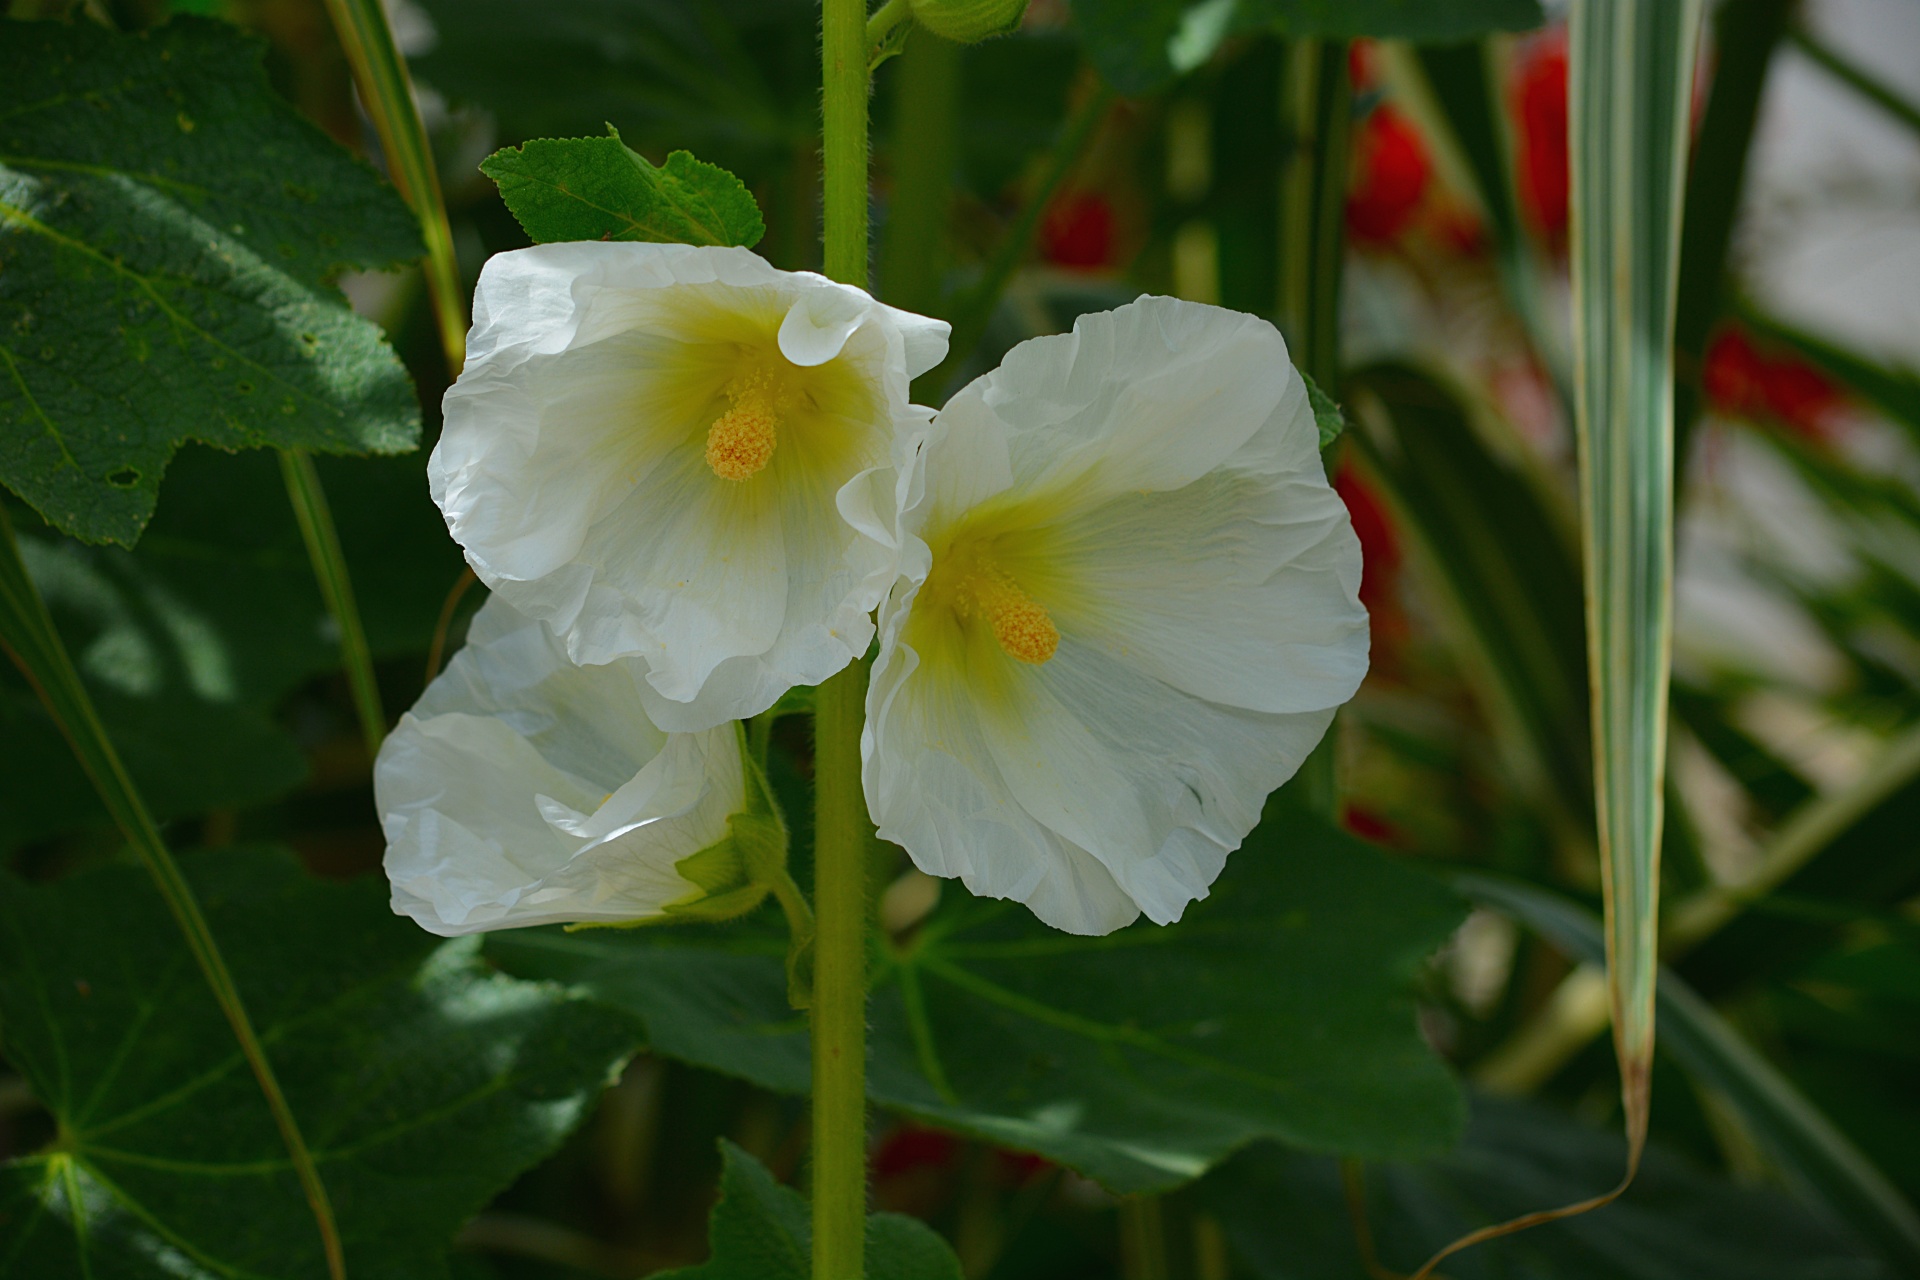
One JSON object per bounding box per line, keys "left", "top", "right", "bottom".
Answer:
{"left": 3, "top": 0, "right": 1920, "bottom": 1276}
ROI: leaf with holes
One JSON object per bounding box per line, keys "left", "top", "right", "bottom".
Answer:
{"left": 0, "top": 848, "right": 639, "bottom": 1279}
{"left": 655, "top": 1142, "right": 963, "bottom": 1280}
{"left": 0, "top": 17, "right": 422, "bottom": 546}
{"left": 489, "top": 793, "right": 1467, "bottom": 1193}
{"left": 482, "top": 129, "right": 765, "bottom": 248}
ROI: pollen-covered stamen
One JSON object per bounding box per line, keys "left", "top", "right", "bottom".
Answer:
{"left": 705, "top": 370, "right": 784, "bottom": 481}
{"left": 961, "top": 571, "right": 1060, "bottom": 664}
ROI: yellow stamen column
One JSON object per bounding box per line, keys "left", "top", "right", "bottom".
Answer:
{"left": 812, "top": 0, "right": 873, "bottom": 1276}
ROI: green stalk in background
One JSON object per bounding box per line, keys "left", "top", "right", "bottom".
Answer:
{"left": 814, "top": 2, "right": 874, "bottom": 1276}
{"left": 878, "top": 29, "right": 962, "bottom": 316}
{"left": 319, "top": 0, "right": 467, "bottom": 377}
{"left": 1567, "top": 0, "right": 1701, "bottom": 1168}
{"left": 1278, "top": 37, "right": 1350, "bottom": 819}
{"left": 0, "top": 506, "right": 346, "bottom": 1280}
{"left": 281, "top": 449, "right": 385, "bottom": 758}
{"left": 303, "top": 0, "right": 468, "bottom": 758}
{"left": 913, "top": 79, "right": 1113, "bottom": 401}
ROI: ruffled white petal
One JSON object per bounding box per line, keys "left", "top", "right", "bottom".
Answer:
{"left": 431, "top": 242, "right": 949, "bottom": 730}
{"left": 865, "top": 295, "right": 1368, "bottom": 935}
{"left": 377, "top": 596, "right": 745, "bottom": 936}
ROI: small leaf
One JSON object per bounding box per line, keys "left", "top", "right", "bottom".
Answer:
{"left": 482, "top": 129, "right": 766, "bottom": 248}
{"left": 489, "top": 793, "right": 1467, "bottom": 1193}
{"left": 656, "top": 1141, "right": 964, "bottom": 1280}
{"left": 0, "top": 848, "right": 640, "bottom": 1279}
{"left": 1304, "top": 371, "right": 1346, "bottom": 449}
{"left": 0, "top": 18, "right": 424, "bottom": 546}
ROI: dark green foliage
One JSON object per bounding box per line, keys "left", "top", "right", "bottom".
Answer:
{"left": 490, "top": 797, "right": 1467, "bottom": 1193}
{"left": 0, "top": 18, "right": 422, "bottom": 546}
{"left": 483, "top": 130, "right": 766, "bottom": 248}
{"left": 656, "top": 1142, "right": 964, "bottom": 1280}
{"left": 1073, "top": 0, "right": 1544, "bottom": 95}
{"left": 0, "top": 446, "right": 464, "bottom": 849}
{"left": 1200, "top": 1096, "right": 1892, "bottom": 1280}
{"left": 0, "top": 848, "right": 639, "bottom": 1279}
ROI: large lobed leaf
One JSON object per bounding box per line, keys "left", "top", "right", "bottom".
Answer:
{"left": 490, "top": 798, "right": 1467, "bottom": 1193}
{"left": 657, "top": 1141, "right": 962, "bottom": 1280}
{"left": 0, "top": 17, "right": 422, "bottom": 546}
{"left": 0, "top": 848, "right": 639, "bottom": 1279}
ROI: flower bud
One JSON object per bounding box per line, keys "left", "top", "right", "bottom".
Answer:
{"left": 907, "top": 0, "right": 1027, "bottom": 44}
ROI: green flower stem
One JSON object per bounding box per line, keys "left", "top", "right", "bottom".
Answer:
{"left": 1280, "top": 38, "right": 1351, "bottom": 819}
{"left": 878, "top": 29, "right": 962, "bottom": 316}
{"left": 280, "top": 449, "right": 385, "bottom": 759}
{"left": 865, "top": 0, "right": 913, "bottom": 67}
{"left": 319, "top": 0, "right": 468, "bottom": 376}
{"left": 810, "top": 665, "right": 871, "bottom": 1280}
{"left": 816, "top": 0, "right": 874, "bottom": 1274}
{"left": 913, "top": 80, "right": 1114, "bottom": 401}
{"left": 0, "top": 505, "right": 346, "bottom": 1280}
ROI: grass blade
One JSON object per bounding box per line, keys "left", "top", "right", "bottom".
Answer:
{"left": 1461, "top": 873, "right": 1920, "bottom": 1273}
{"left": 321, "top": 0, "right": 468, "bottom": 376}
{"left": 0, "top": 506, "right": 346, "bottom": 1280}
{"left": 1567, "top": 0, "right": 1703, "bottom": 1160}
{"left": 280, "top": 449, "right": 386, "bottom": 758}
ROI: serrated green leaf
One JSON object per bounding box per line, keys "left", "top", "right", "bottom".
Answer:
{"left": 655, "top": 1141, "right": 962, "bottom": 1280}
{"left": 0, "top": 17, "right": 424, "bottom": 547}
{"left": 1073, "top": 0, "right": 1544, "bottom": 95}
{"left": 1200, "top": 1095, "right": 1893, "bottom": 1280}
{"left": 482, "top": 130, "right": 765, "bottom": 248}
{"left": 0, "top": 848, "right": 640, "bottom": 1280}
{"left": 488, "top": 796, "right": 1467, "bottom": 1193}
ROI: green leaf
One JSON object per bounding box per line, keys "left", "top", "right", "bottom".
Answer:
{"left": 488, "top": 796, "right": 1467, "bottom": 1193}
{"left": 1200, "top": 1095, "right": 1894, "bottom": 1280}
{"left": 482, "top": 130, "right": 766, "bottom": 248}
{"left": 1303, "top": 370, "right": 1345, "bottom": 449}
{"left": 0, "top": 847, "right": 640, "bottom": 1279}
{"left": 0, "top": 17, "right": 423, "bottom": 547}
{"left": 655, "top": 1141, "right": 963, "bottom": 1280}
{"left": 1073, "top": 0, "right": 1543, "bottom": 95}
{"left": 1567, "top": 0, "right": 1705, "bottom": 1151}
{"left": 1463, "top": 873, "right": 1920, "bottom": 1276}
{"left": 0, "top": 445, "right": 464, "bottom": 848}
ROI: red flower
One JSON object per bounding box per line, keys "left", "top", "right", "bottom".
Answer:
{"left": 1040, "top": 191, "right": 1115, "bottom": 270}
{"left": 1334, "top": 461, "right": 1400, "bottom": 615}
{"left": 1341, "top": 804, "right": 1402, "bottom": 846}
{"left": 1511, "top": 30, "right": 1569, "bottom": 247}
{"left": 871, "top": 1125, "right": 959, "bottom": 1178}
{"left": 1346, "top": 105, "right": 1432, "bottom": 245}
{"left": 1702, "top": 327, "right": 1844, "bottom": 440}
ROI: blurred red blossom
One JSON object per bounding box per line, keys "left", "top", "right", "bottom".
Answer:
{"left": 1346, "top": 104, "right": 1433, "bottom": 244}
{"left": 1040, "top": 190, "right": 1116, "bottom": 270}
{"left": 1702, "top": 326, "right": 1845, "bottom": 440}
{"left": 1511, "top": 30, "right": 1569, "bottom": 248}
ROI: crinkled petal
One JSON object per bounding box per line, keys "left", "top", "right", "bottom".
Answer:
{"left": 431, "top": 241, "right": 949, "bottom": 729}
{"left": 377, "top": 597, "right": 744, "bottom": 935}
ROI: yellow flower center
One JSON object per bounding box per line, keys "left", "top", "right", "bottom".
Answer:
{"left": 951, "top": 565, "right": 1060, "bottom": 665}
{"left": 704, "top": 370, "right": 787, "bottom": 481}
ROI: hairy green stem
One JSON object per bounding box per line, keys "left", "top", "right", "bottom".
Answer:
{"left": 0, "top": 505, "right": 346, "bottom": 1280}
{"left": 320, "top": 0, "right": 467, "bottom": 376}
{"left": 815, "top": 2, "right": 873, "bottom": 1275}
{"left": 914, "top": 81, "right": 1114, "bottom": 401}
{"left": 280, "top": 449, "right": 385, "bottom": 758}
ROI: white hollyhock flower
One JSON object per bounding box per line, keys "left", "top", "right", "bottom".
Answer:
{"left": 378, "top": 595, "right": 762, "bottom": 936}
{"left": 860, "top": 296, "right": 1369, "bottom": 936}
{"left": 431, "top": 242, "right": 949, "bottom": 731}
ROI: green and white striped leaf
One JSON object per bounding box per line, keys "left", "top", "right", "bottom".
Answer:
{"left": 1567, "top": 0, "right": 1704, "bottom": 1155}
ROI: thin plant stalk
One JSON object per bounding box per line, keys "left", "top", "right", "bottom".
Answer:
{"left": 320, "top": 0, "right": 467, "bottom": 377}
{"left": 0, "top": 505, "right": 346, "bottom": 1280}
{"left": 813, "top": 1, "right": 874, "bottom": 1275}
{"left": 1279, "top": 37, "right": 1351, "bottom": 819}
{"left": 281, "top": 449, "right": 386, "bottom": 758}
{"left": 913, "top": 80, "right": 1114, "bottom": 401}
